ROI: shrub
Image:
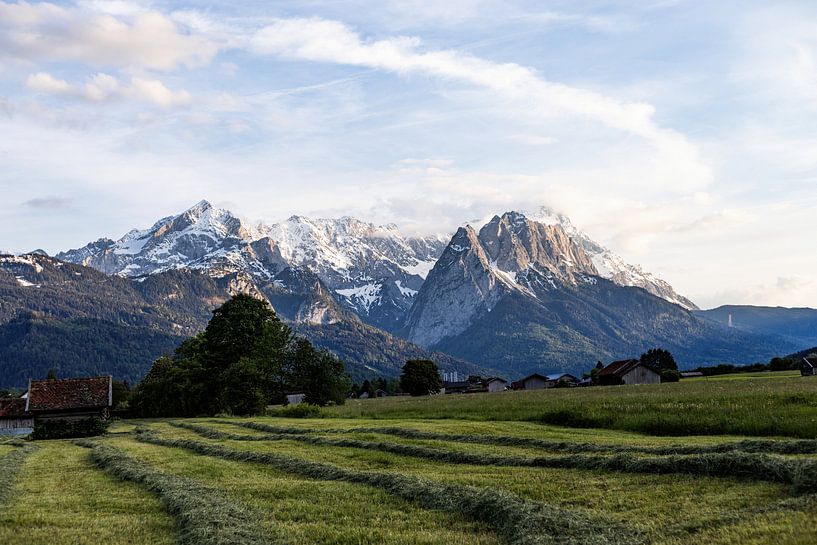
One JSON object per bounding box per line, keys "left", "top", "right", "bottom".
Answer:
{"left": 32, "top": 417, "right": 109, "bottom": 440}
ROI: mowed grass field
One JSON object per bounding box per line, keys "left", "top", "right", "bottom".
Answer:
{"left": 1, "top": 374, "right": 817, "bottom": 545}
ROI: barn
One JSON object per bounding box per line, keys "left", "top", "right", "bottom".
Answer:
{"left": 0, "top": 398, "right": 33, "bottom": 436}
{"left": 26, "top": 375, "right": 113, "bottom": 422}
{"left": 597, "top": 359, "right": 661, "bottom": 386}
{"left": 802, "top": 357, "right": 817, "bottom": 377}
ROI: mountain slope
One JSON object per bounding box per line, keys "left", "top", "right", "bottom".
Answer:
{"left": 405, "top": 212, "right": 796, "bottom": 376}
{"left": 696, "top": 305, "right": 817, "bottom": 348}
{"left": 526, "top": 206, "right": 697, "bottom": 310}
{"left": 0, "top": 253, "right": 484, "bottom": 387}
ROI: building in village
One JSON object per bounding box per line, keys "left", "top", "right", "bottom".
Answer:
{"left": 1, "top": 376, "right": 113, "bottom": 436}
{"left": 512, "top": 373, "right": 580, "bottom": 390}
{"left": 26, "top": 375, "right": 113, "bottom": 422}
{"left": 442, "top": 377, "right": 508, "bottom": 394}
{"left": 596, "top": 359, "right": 661, "bottom": 386}
{"left": 801, "top": 357, "right": 817, "bottom": 376}
{"left": 0, "top": 398, "right": 33, "bottom": 436}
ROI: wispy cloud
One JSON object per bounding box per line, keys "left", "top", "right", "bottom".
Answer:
{"left": 25, "top": 71, "right": 191, "bottom": 108}
{"left": 22, "top": 196, "right": 71, "bottom": 209}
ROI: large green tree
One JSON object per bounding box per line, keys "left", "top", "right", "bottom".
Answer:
{"left": 399, "top": 359, "right": 442, "bottom": 396}
{"left": 130, "top": 294, "right": 348, "bottom": 416}
{"left": 285, "top": 338, "right": 350, "bottom": 406}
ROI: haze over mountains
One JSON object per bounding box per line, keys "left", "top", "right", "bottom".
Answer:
{"left": 1, "top": 200, "right": 812, "bottom": 387}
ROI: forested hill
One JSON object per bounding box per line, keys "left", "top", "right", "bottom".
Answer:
{"left": 0, "top": 254, "right": 485, "bottom": 388}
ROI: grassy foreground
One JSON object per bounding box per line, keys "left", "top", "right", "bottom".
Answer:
{"left": 1, "top": 375, "right": 816, "bottom": 545}
{"left": 324, "top": 373, "right": 817, "bottom": 437}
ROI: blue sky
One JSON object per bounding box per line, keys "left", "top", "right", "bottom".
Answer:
{"left": 1, "top": 0, "right": 816, "bottom": 309}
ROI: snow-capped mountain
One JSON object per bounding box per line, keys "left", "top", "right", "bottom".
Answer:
{"left": 402, "top": 211, "right": 783, "bottom": 375}
{"left": 57, "top": 200, "right": 447, "bottom": 331}
{"left": 525, "top": 206, "right": 697, "bottom": 310}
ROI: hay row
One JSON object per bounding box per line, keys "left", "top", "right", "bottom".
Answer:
{"left": 231, "top": 421, "right": 817, "bottom": 456}
{"left": 0, "top": 442, "right": 36, "bottom": 509}
{"left": 139, "top": 429, "right": 643, "bottom": 545}
{"left": 179, "top": 422, "right": 817, "bottom": 494}
{"left": 75, "top": 439, "right": 281, "bottom": 545}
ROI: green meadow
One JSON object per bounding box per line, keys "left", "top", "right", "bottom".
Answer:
{"left": 325, "top": 372, "right": 817, "bottom": 437}
{"left": 1, "top": 373, "right": 817, "bottom": 544}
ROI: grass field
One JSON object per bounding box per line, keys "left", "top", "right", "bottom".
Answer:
{"left": 1, "top": 374, "right": 816, "bottom": 544}
{"left": 324, "top": 372, "right": 817, "bottom": 437}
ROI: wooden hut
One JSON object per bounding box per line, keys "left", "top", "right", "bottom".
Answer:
{"left": 0, "top": 398, "right": 33, "bottom": 435}
{"left": 597, "top": 359, "right": 661, "bottom": 386}
{"left": 26, "top": 375, "right": 113, "bottom": 422}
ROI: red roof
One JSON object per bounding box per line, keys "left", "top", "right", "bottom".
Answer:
{"left": 0, "top": 398, "right": 27, "bottom": 418}
{"left": 598, "top": 359, "right": 641, "bottom": 377}
{"left": 27, "top": 376, "right": 112, "bottom": 413}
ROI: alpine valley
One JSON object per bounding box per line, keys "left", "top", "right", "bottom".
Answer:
{"left": 0, "top": 200, "right": 807, "bottom": 387}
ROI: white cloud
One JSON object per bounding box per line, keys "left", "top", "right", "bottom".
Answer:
{"left": 25, "top": 71, "right": 191, "bottom": 108}
{"left": 25, "top": 72, "right": 74, "bottom": 95}
{"left": 249, "top": 17, "right": 711, "bottom": 191}
{"left": 0, "top": 1, "right": 218, "bottom": 71}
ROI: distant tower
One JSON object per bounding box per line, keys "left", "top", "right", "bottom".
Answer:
{"left": 728, "top": 314, "right": 733, "bottom": 328}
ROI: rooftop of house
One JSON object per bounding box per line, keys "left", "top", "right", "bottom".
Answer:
{"left": 0, "top": 398, "right": 28, "bottom": 419}
{"left": 26, "top": 376, "right": 112, "bottom": 413}
{"left": 598, "top": 359, "right": 642, "bottom": 377}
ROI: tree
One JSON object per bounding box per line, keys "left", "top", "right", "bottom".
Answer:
{"left": 285, "top": 338, "right": 350, "bottom": 406}
{"left": 201, "top": 294, "right": 292, "bottom": 371}
{"left": 361, "top": 379, "right": 375, "bottom": 398}
{"left": 400, "top": 360, "right": 442, "bottom": 396}
{"left": 640, "top": 348, "right": 677, "bottom": 372}
{"left": 131, "top": 294, "right": 349, "bottom": 416}
{"left": 46, "top": 369, "right": 58, "bottom": 380}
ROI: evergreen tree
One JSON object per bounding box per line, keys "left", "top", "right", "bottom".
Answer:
{"left": 400, "top": 360, "right": 442, "bottom": 396}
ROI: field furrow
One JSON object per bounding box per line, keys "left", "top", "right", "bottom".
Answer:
{"left": 135, "top": 427, "right": 645, "bottom": 545}
{"left": 0, "top": 441, "right": 176, "bottom": 545}
{"left": 228, "top": 420, "right": 817, "bottom": 455}
{"left": 173, "top": 421, "right": 817, "bottom": 494}
{"left": 78, "top": 439, "right": 280, "bottom": 545}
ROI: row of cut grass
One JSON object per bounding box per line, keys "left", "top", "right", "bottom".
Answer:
{"left": 175, "top": 422, "right": 817, "bottom": 495}
{"left": 229, "top": 420, "right": 817, "bottom": 455}
{"left": 105, "top": 433, "right": 502, "bottom": 545}
{"left": 0, "top": 442, "right": 36, "bottom": 509}
{"left": 0, "top": 441, "right": 176, "bottom": 545}
{"left": 143, "top": 420, "right": 817, "bottom": 545}
{"left": 77, "top": 439, "right": 280, "bottom": 545}
{"left": 136, "top": 428, "right": 645, "bottom": 545}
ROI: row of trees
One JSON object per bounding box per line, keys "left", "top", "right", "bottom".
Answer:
{"left": 130, "top": 295, "right": 350, "bottom": 416}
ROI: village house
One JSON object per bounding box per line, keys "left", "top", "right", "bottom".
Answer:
{"left": 0, "top": 397, "right": 33, "bottom": 436}
{"left": 513, "top": 373, "right": 579, "bottom": 390}
{"left": 26, "top": 375, "right": 113, "bottom": 422}
{"left": 801, "top": 357, "right": 817, "bottom": 376}
{"left": 597, "top": 359, "right": 661, "bottom": 386}
{"left": 442, "top": 377, "right": 507, "bottom": 394}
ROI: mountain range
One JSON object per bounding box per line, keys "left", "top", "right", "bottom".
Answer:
{"left": 1, "top": 200, "right": 811, "bottom": 387}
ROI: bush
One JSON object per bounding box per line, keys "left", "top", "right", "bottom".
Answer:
{"left": 661, "top": 369, "right": 682, "bottom": 383}
{"left": 265, "top": 404, "right": 322, "bottom": 418}
{"left": 32, "top": 417, "right": 109, "bottom": 440}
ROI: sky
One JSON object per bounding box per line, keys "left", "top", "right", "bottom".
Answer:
{"left": 1, "top": 0, "right": 816, "bottom": 309}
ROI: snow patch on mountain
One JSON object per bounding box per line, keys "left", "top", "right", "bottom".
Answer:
{"left": 525, "top": 206, "right": 697, "bottom": 310}
{"left": 336, "top": 283, "right": 382, "bottom": 313}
